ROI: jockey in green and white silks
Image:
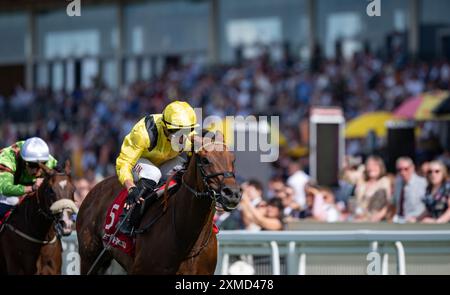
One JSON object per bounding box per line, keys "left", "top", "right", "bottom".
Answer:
{"left": 0, "top": 137, "right": 57, "bottom": 217}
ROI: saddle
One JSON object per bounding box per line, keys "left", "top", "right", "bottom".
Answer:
{"left": 0, "top": 198, "right": 25, "bottom": 231}
{"left": 102, "top": 178, "right": 180, "bottom": 256}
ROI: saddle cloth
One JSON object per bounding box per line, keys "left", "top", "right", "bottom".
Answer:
{"left": 0, "top": 210, "right": 12, "bottom": 227}
{"left": 102, "top": 180, "right": 177, "bottom": 256}
{"left": 0, "top": 198, "right": 24, "bottom": 228}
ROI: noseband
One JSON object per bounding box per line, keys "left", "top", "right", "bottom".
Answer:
{"left": 182, "top": 142, "right": 235, "bottom": 204}
{"left": 35, "top": 173, "right": 66, "bottom": 220}
{"left": 35, "top": 172, "right": 72, "bottom": 238}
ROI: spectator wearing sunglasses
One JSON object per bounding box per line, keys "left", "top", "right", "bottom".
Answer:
{"left": 240, "top": 192, "right": 284, "bottom": 231}
{"left": 418, "top": 161, "right": 450, "bottom": 223}
{"left": 393, "top": 157, "right": 427, "bottom": 223}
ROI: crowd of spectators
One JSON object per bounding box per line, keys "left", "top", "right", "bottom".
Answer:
{"left": 0, "top": 46, "right": 450, "bottom": 225}
{"left": 215, "top": 155, "right": 450, "bottom": 230}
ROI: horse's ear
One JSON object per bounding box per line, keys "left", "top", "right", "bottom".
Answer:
{"left": 39, "top": 163, "right": 55, "bottom": 177}
{"left": 191, "top": 134, "right": 203, "bottom": 153}
{"left": 64, "top": 160, "right": 71, "bottom": 176}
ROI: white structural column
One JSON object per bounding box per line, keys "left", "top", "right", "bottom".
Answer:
{"left": 208, "top": 0, "right": 220, "bottom": 65}
{"left": 307, "top": 0, "right": 317, "bottom": 59}
{"left": 408, "top": 0, "right": 420, "bottom": 58}
{"left": 395, "top": 241, "right": 407, "bottom": 275}
{"left": 270, "top": 241, "right": 281, "bottom": 275}
{"left": 116, "top": 1, "right": 125, "bottom": 88}
{"left": 25, "top": 9, "right": 36, "bottom": 91}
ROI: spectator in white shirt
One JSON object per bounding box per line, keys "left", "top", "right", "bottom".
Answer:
{"left": 286, "top": 161, "right": 310, "bottom": 208}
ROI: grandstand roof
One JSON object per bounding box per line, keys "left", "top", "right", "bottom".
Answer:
{"left": 0, "top": 0, "right": 195, "bottom": 12}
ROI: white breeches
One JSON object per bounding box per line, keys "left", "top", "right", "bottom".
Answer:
{"left": 0, "top": 195, "right": 19, "bottom": 206}
{"left": 131, "top": 156, "right": 186, "bottom": 183}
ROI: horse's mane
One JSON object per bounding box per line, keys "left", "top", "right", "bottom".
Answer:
{"left": 162, "top": 172, "right": 177, "bottom": 211}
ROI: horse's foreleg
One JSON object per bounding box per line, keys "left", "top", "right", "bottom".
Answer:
{"left": 1, "top": 233, "right": 40, "bottom": 274}
{"left": 79, "top": 247, "right": 110, "bottom": 275}
{"left": 77, "top": 227, "right": 107, "bottom": 275}
{"left": 35, "top": 240, "right": 62, "bottom": 275}
{"left": 177, "top": 234, "right": 218, "bottom": 275}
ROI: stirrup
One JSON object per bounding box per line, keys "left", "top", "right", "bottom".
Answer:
{"left": 118, "top": 213, "right": 135, "bottom": 236}
{"left": 119, "top": 221, "right": 135, "bottom": 236}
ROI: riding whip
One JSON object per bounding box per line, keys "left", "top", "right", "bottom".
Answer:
{"left": 86, "top": 203, "right": 136, "bottom": 275}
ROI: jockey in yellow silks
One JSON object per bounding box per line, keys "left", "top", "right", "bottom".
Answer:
{"left": 116, "top": 101, "right": 198, "bottom": 235}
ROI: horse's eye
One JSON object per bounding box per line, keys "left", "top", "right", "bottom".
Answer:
{"left": 201, "top": 158, "right": 210, "bottom": 165}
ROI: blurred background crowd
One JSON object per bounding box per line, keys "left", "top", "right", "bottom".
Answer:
{"left": 1, "top": 48, "right": 450, "bottom": 228}
{"left": 1, "top": 0, "right": 450, "bottom": 229}
{"left": 216, "top": 155, "right": 450, "bottom": 231}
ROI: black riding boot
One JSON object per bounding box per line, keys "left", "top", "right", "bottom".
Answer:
{"left": 119, "top": 179, "right": 157, "bottom": 236}
{"left": 118, "top": 204, "right": 141, "bottom": 236}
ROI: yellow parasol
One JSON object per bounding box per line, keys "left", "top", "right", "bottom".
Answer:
{"left": 345, "top": 112, "right": 396, "bottom": 139}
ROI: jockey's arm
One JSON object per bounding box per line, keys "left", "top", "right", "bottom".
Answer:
{"left": 0, "top": 172, "right": 33, "bottom": 196}
{"left": 116, "top": 121, "right": 150, "bottom": 190}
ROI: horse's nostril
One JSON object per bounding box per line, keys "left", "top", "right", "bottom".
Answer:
{"left": 222, "top": 187, "right": 233, "bottom": 196}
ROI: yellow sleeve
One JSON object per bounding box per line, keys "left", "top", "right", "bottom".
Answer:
{"left": 116, "top": 119, "right": 150, "bottom": 185}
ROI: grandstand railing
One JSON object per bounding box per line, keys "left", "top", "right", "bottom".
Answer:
{"left": 215, "top": 229, "right": 450, "bottom": 275}
{"left": 60, "top": 228, "right": 450, "bottom": 275}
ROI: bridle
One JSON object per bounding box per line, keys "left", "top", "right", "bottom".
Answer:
{"left": 3, "top": 172, "right": 72, "bottom": 243}
{"left": 172, "top": 142, "right": 235, "bottom": 257}
{"left": 35, "top": 178, "right": 57, "bottom": 221}
{"left": 35, "top": 173, "right": 72, "bottom": 238}
{"left": 181, "top": 142, "right": 235, "bottom": 206}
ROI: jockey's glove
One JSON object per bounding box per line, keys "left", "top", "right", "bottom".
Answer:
{"left": 125, "top": 186, "right": 141, "bottom": 207}
{"left": 125, "top": 179, "right": 157, "bottom": 207}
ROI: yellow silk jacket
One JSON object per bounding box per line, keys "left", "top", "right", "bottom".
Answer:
{"left": 116, "top": 114, "right": 190, "bottom": 185}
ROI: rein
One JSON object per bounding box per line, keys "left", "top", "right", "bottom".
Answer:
{"left": 138, "top": 142, "right": 231, "bottom": 255}
{"left": 2, "top": 172, "right": 69, "bottom": 244}
{"left": 138, "top": 142, "right": 234, "bottom": 234}
{"left": 183, "top": 202, "right": 215, "bottom": 259}
{"left": 181, "top": 142, "right": 235, "bottom": 203}
{"left": 176, "top": 142, "right": 233, "bottom": 258}
{"left": 3, "top": 224, "right": 57, "bottom": 245}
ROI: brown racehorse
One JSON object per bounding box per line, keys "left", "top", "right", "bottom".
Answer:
{"left": 0, "top": 161, "right": 77, "bottom": 274}
{"left": 77, "top": 132, "right": 241, "bottom": 274}
{"left": 35, "top": 227, "right": 63, "bottom": 275}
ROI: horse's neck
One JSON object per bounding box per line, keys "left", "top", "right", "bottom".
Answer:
{"left": 175, "top": 156, "right": 214, "bottom": 246}
{"left": 9, "top": 193, "right": 53, "bottom": 239}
